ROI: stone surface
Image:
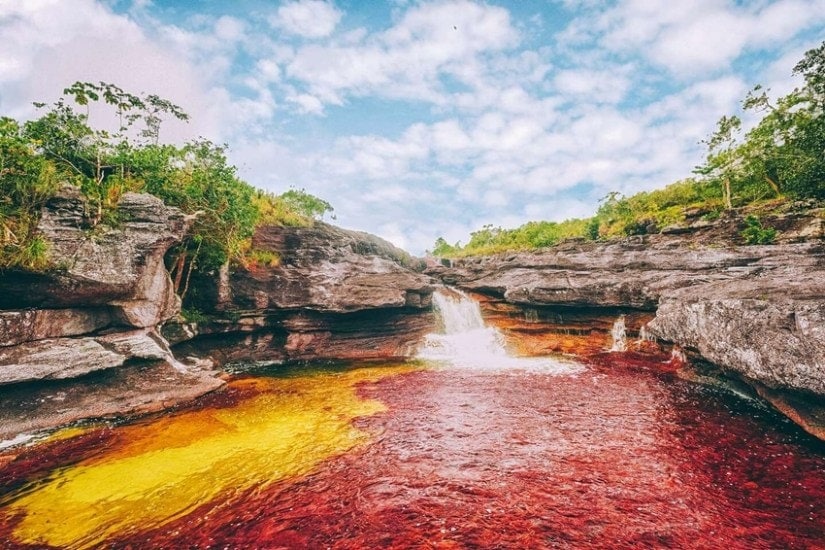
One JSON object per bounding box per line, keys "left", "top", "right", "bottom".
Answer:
{"left": 432, "top": 221, "right": 825, "bottom": 438}
{"left": 0, "top": 329, "right": 173, "bottom": 386}
{"left": 0, "top": 188, "right": 189, "bottom": 329}
{"left": 648, "top": 285, "right": 825, "bottom": 395}
{"left": 169, "top": 222, "right": 437, "bottom": 364}
{"left": 0, "top": 361, "right": 224, "bottom": 441}
{"left": 226, "top": 223, "right": 432, "bottom": 313}
{"left": 0, "top": 189, "right": 213, "bottom": 440}
{"left": 0, "top": 308, "right": 114, "bottom": 347}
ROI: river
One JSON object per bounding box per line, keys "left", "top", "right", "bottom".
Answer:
{"left": 1, "top": 290, "right": 823, "bottom": 548}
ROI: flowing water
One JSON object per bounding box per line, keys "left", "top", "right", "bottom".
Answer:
{"left": 610, "top": 315, "right": 627, "bottom": 352}
{"left": 1, "top": 290, "right": 824, "bottom": 548}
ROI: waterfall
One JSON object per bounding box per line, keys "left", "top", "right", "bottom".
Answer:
{"left": 669, "top": 346, "right": 687, "bottom": 365}
{"left": 637, "top": 325, "right": 654, "bottom": 344}
{"left": 418, "top": 288, "right": 584, "bottom": 374}
{"left": 432, "top": 289, "right": 488, "bottom": 333}
{"left": 609, "top": 316, "right": 627, "bottom": 352}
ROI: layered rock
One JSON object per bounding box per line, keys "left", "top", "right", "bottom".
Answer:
{"left": 432, "top": 212, "right": 825, "bottom": 438}
{"left": 166, "top": 222, "right": 435, "bottom": 364}
{"left": 0, "top": 187, "right": 188, "bottom": 327}
{"left": 0, "top": 188, "right": 222, "bottom": 440}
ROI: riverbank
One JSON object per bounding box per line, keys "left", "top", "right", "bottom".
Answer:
{"left": 0, "top": 192, "right": 822, "bottom": 443}
{"left": 428, "top": 208, "right": 824, "bottom": 439}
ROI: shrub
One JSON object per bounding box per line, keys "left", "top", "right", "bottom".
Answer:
{"left": 741, "top": 215, "right": 777, "bottom": 245}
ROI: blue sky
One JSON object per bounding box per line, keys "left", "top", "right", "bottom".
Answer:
{"left": 1, "top": 1, "right": 824, "bottom": 253}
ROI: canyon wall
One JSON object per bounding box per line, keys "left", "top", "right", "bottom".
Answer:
{"left": 164, "top": 222, "right": 435, "bottom": 365}
{"left": 0, "top": 190, "right": 435, "bottom": 441}
{"left": 0, "top": 187, "right": 225, "bottom": 440}
{"left": 431, "top": 211, "right": 825, "bottom": 439}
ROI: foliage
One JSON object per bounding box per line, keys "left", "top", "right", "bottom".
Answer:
{"left": 432, "top": 218, "right": 589, "bottom": 258}
{"left": 180, "top": 307, "right": 210, "bottom": 324}
{"left": 244, "top": 248, "right": 281, "bottom": 268}
{"left": 0, "top": 117, "right": 59, "bottom": 269}
{"left": 433, "top": 43, "right": 825, "bottom": 258}
{"left": 696, "top": 41, "right": 825, "bottom": 203}
{"left": 431, "top": 237, "right": 459, "bottom": 257}
{"left": 254, "top": 188, "right": 331, "bottom": 227}
{"left": 277, "top": 188, "right": 334, "bottom": 220}
{"left": 0, "top": 82, "right": 332, "bottom": 306}
{"left": 740, "top": 215, "right": 777, "bottom": 245}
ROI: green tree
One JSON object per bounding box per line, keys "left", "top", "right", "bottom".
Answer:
{"left": 278, "top": 188, "right": 334, "bottom": 220}
{"left": 431, "top": 237, "right": 458, "bottom": 257}
{"left": 24, "top": 81, "right": 190, "bottom": 224}
{"left": 0, "top": 117, "right": 58, "bottom": 268}
{"left": 696, "top": 114, "right": 742, "bottom": 210}
{"left": 142, "top": 139, "right": 259, "bottom": 298}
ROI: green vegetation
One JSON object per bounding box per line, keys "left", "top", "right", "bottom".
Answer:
{"left": 431, "top": 42, "right": 825, "bottom": 258}
{"left": 245, "top": 248, "right": 281, "bottom": 268}
{"left": 0, "top": 81, "right": 330, "bottom": 302}
{"left": 740, "top": 215, "right": 777, "bottom": 245}
{"left": 431, "top": 219, "right": 590, "bottom": 258}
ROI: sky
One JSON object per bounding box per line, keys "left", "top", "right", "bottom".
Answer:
{"left": 1, "top": 1, "right": 824, "bottom": 253}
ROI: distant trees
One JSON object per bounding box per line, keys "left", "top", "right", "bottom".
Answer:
{"left": 432, "top": 42, "right": 825, "bottom": 258}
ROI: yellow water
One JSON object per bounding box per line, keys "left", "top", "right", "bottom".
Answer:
{"left": 5, "top": 364, "right": 416, "bottom": 548}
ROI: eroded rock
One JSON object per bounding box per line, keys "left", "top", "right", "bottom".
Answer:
{"left": 168, "top": 222, "right": 436, "bottom": 363}
{"left": 0, "top": 329, "right": 172, "bottom": 386}
{"left": 434, "top": 225, "right": 825, "bottom": 438}
{"left": 0, "top": 188, "right": 189, "bottom": 329}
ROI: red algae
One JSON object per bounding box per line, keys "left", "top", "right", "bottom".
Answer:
{"left": 2, "top": 356, "right": 824, "bottom": 549}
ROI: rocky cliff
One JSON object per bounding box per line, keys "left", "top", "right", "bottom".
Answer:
{"left": 430, "top": 210, "right": 825, "bottom": 439}
{"left": 164, "top": 222, "right": 435, "bottom": 365}
{"left": 0, "top": 187, "right": 223, "bottom": 440}
{"left": 0, "top": 191, "right": 435, "bottom": 443}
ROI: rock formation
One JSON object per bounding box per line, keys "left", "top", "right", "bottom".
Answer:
{"left": 431, "top": 210, "right": 825, "bottom": 439}
{"left": 0, "top": 191, "right": 437, "bottom": 442}
{"left": 165, "top": 222, "right": 435, "bottom": 364}
{"left": 0, "top": 188, "right": 222, "bottom": 441}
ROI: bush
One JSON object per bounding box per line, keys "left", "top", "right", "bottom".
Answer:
{"left": 741, "top": 215, "right": 777, "bottom": 245}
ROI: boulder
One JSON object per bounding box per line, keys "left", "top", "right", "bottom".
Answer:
{"left": 0, "top": 329, "right": 172, "bottom": 386}
{"left": 227, "top": 223, "right": 432, "bottom": 313}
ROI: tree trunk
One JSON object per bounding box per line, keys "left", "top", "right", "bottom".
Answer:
{"left": 172, "top": 249, "right": 186, "bottom": 294}
{"left": 724, "top": 178, "right": 732, "bottom": 210}
{"left": 216, "top": 261, "right": 231, "bottom": 310}
{"left": 180, "top": 240, "right": 202, "bottom": 303}
{"left": 764, "top": 175, "right": 781, "bottom": 196}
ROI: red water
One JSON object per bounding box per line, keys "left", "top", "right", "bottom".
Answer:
{"left": 3, "top": 352, "right": 825, "bottom": 549}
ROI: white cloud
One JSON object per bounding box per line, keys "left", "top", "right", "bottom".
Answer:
{"left": 590, "top": 0, "right": 825, "bottom": 76}
{"left": 3, "top": 0, "right": 823, "bottom": 256}
{"left": 554, "top": 67, "right": 630, "bottom": 104}
{"left": 0, "top": 0, "right": 217, "bottom": 141}
{"left": 269, "top": 0, "right": 342, "bottom": 39}
{"left": 288, "top": 93, "right": 325, "bottom": 114}
{"left": 214, "top": 15, "right": 245, "bottom": 42}
{"left": 283, "top": 0, "right": 519, "bottom": 106}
